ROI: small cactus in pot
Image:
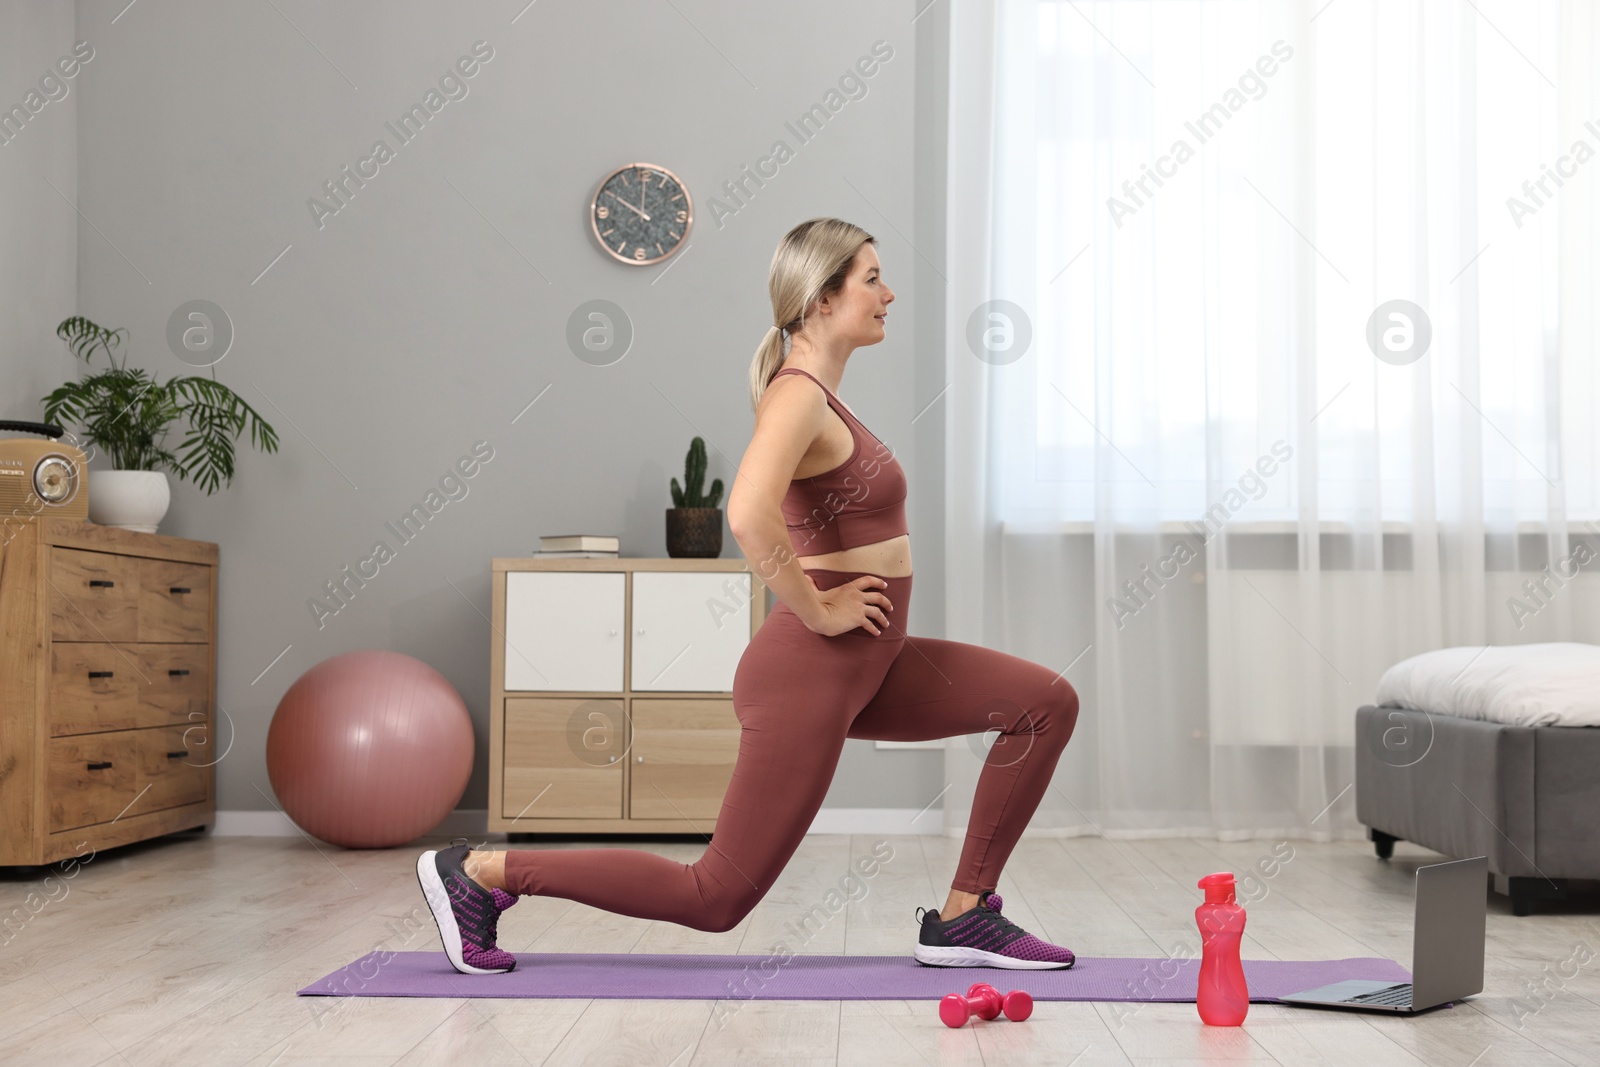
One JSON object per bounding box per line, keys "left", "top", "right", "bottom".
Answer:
{"left": 666, "top": 436, "right": 724, "bottom": 558}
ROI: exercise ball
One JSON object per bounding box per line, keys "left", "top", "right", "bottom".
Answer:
{"left": 266, "top": 649, "right": 474, "bottom": 848}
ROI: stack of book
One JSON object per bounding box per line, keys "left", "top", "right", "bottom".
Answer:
{"left": 533, "top": 534, "right": 620, "bottom": 558}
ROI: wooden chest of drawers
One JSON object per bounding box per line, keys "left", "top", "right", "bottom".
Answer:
{"left": 0, "top": 518, "right": 217, "bottom": 866}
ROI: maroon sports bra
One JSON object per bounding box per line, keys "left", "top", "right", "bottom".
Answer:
{"left": 769, "top": 366, "right": 908, "bottom": 553}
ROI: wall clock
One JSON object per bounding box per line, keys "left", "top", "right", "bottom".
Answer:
{"left": 589, "top": 162, "right": 692, "bottom": 265}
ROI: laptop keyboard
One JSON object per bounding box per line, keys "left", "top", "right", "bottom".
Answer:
{"left": 1345, "top": 984, "right": 1413, "bottom": 1007}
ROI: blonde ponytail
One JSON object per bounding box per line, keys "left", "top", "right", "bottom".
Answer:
{"left": 747, "top": 217, "right": 877, "bottom": 412}
{"left": 748, "top": 324, "right": 788, "bottom": 413}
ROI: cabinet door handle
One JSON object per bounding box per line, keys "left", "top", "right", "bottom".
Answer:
{"left": 169, "top": 586, "right": 192, "bottom": 595}
{"left": 635, "top": 755, "right": 644, "bottom": 763}
{"left": 88, "top": 579, "right": 115, "bottom": 588}
{"left": 167, "top": 750, "right": 189, "bottom": 760}
{"left": 87, "top": 670, "right": 114, "bottom": 679}
{"left": 86, "top": 761, "right": 113, "bottom": 770}
{"left": 608, "top": 629, "right": 619, "bottom": 636}
{"left": 168, "top": 669, "right": 191, "bottom": 677}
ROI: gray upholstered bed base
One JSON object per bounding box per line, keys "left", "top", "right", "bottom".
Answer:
{"left": 1354, "top": 704, "right": 1600, "bottom": 915}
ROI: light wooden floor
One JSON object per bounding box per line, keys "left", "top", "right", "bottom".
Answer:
{"left": 1, "top": 830, "right": 1596, "bottom": 1066}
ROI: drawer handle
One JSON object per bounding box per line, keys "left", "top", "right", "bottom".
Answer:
{"left": 86, "top": 761, "right": 113, "bottom": 770}
{"left": 88, "top": 579, "right": 115, "bottom": 588}
{"left": 167, "top": 750, "right": 189, "bottom": 760}
{"left": 169, "top": 586, "right": 192, "bottom": 595}
{"left": 168, "top": 669, "right": 191, "bottom": 677}
{"left": 87, "top": 670, "right": 114, "bottom": 679}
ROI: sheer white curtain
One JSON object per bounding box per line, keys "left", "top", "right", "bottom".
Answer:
{"left": 944, "top": 0, "right": 1599, "bottom": 841}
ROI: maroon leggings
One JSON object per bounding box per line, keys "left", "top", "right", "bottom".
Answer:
{"left": 503, "top": 568, "right": 1080, "bottom": 933}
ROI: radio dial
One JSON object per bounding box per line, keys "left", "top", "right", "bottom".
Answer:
{"left": 33, "top": 454, "right": 78, "bottom": 504}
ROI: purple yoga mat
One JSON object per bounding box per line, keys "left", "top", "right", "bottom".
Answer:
{"left": 298, "top": 952, "right": 1411, "bottom": 1002}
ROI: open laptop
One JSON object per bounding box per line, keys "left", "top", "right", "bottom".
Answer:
{"left": 1279, "top": 855, "right": 1486, "bottom": 1014}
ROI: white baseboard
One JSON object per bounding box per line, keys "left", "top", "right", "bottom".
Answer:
{"left": 804, "top": 807, "right": 944, "bottom": 835}
{"left": 210, "top": 810, "right": 1361, "bottom": 842}
{"left": 211, "top": 809, "right": 495, "bottom": 838}
{"left": 210, "top": 807, "right": 945, "bottom": 838}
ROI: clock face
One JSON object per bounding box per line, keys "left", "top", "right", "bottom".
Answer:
{"left": 590, "top": 163, "right": 692, "bottom": 265}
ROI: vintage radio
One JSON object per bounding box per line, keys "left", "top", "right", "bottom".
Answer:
{"left": 0, "top": 420, "right": 89, "bottom": 524}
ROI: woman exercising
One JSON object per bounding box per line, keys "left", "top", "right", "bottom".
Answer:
{"left": 417, "top": 217, "right": 1081, "bottom": 974}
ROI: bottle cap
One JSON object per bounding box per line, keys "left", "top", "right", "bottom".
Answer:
{"left": 1198, "top": 872, "right": 1236, "bottom": 903}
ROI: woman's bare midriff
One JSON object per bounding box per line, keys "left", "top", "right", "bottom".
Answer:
{"left": 796, "top": 534, "right": 912, "bottom": 578}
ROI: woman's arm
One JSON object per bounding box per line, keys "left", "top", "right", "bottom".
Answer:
{"left": 727, "top": 375, "right": 828, "bottom": 626}
{"left": 730, "top": 508, "right": 825, "bottom": 625}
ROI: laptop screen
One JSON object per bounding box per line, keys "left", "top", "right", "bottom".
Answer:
{"left": 1411, "top": 856, "right": 1487, "bottom": 1007}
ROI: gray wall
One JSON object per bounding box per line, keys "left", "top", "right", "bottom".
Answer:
{"left": 1, "top": 5, "right": 80, "bottom": 423}
{"left": 9, "top": 0, "right": 950, "bottom": 817}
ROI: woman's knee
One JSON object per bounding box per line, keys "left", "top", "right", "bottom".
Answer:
{"left": 684, "top": 851, "right": 767, "bottom": 932}
{"left": 1032, "top": 674, "right": 1080, "bottom": 745}
{"left": 697, "top": 890, "right": 759, "bottom": 933}
{"left": 1051, "top": 676, "right": 1081, "bottom": 725}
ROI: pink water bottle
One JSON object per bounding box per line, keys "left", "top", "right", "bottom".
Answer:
{"left": 1195, "top": 872, "right": 1249, "bottom": 1026}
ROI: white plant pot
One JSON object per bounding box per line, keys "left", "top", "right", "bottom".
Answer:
{"left": 88, "top": 470, "right": 172, "bottom": 533}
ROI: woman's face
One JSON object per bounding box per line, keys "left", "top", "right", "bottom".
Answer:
{"left": 814, "top": 244, "right": 895, "bottom": 346}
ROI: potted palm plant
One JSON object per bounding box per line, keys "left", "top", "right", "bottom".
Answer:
{"left": 40, "top": 316, "right": 279, "bottom": 533}
{"left": 666, "top": 435, "right": 725, "bottom": 557}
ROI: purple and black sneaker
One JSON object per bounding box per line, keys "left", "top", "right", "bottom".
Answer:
{"left": 914, "top": 890, "right": 1075, "bottom": 969}
{"left": 416, "top": 838, "right": 518, "bottom": 974}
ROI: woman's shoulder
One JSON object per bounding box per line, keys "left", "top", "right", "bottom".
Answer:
{"left": 758, "top": 368, "right": 827, "bottom": 420}
{"left": 764, "top": 367, "right": 832, "bottom": 404}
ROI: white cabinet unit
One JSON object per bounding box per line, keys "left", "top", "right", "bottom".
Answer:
{"left": 630, "top": 571, "right": 751, "bottom": 692}
{"left": 503, "top": 571, "right": 625, "bottom": 692}
{"left": 490, "top": 558, "right": 769, "bottom": 836}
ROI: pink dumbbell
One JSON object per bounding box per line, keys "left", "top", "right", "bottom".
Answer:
{"left": 938, "top": 981, "right": 1034, "bottom": 1028}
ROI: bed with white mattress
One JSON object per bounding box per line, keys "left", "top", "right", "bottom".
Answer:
{"left": 1355, "top": 642, "right": 1600, "bottom": 915}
